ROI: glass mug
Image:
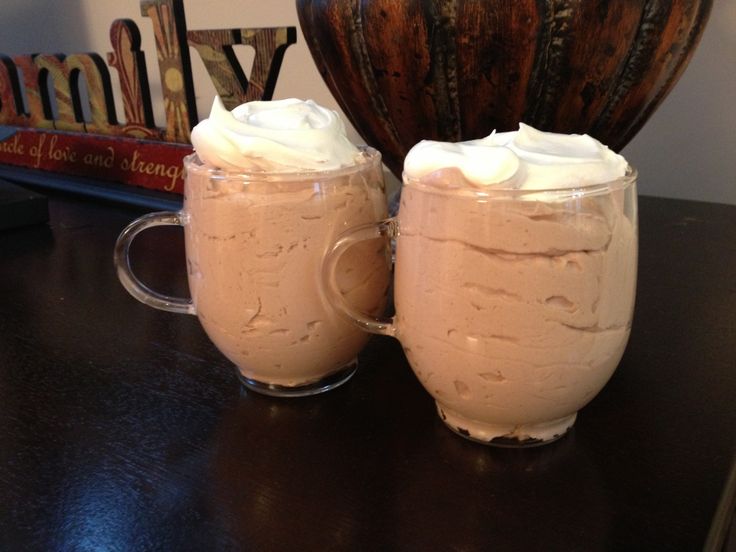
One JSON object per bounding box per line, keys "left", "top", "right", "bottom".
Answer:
{"left": 324, "top": 169, "right": 638, "bottom": 445}
{"left": 115, "top": 148, "right": 390, "bottom": 397}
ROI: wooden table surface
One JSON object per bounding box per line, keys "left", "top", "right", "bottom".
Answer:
{"left": 0, "top": 189, "right": 734, "bottom": 551}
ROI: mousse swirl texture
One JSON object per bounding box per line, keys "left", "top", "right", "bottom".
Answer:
{"left": 396, "top": 124, "right": 637, "bottom": 443}
{"left": 184, "top": 98, "right": 388, "bottom": 389}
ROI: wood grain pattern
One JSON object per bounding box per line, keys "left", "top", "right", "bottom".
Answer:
{"left": 297, "top": 0, "right": 714, "bottom": 178}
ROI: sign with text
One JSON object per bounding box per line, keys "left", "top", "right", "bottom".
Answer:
{"left": 0, "top": 0, "right": 296, "bottom": 196}
{"left": 0, "top": 128, "right": 189, "bottom": 193}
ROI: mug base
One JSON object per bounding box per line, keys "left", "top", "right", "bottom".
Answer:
{"left": 238, "top": 359, "right": 358, "bottom": 398}
{"left": 436, "top": 403, "right": 576, "bottom": 447}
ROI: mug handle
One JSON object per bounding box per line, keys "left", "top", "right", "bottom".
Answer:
{"left": 322, "top": 217, "right": 398, "bottom": 336}
{"left": 113, "top": 211, "right": 195, "bottom": 315}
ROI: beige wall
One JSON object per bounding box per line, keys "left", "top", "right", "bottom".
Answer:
{"left": 621, "top": 0, "right": 736, "bottom": 205}
{"left": 2, "top": 0, "right": 734, "bottom": 204}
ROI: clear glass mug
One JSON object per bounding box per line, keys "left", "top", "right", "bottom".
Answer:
{"left": 115, "top": 148, "right": 390, "bottom": 397}
{"left": 324, "top": 169, "right": 638, "bottom": 445}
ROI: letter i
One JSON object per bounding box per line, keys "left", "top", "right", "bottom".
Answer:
{"left": 107, "top": 19, "right": 156, "bottom": 130}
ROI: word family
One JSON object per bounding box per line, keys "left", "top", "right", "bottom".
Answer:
{"left": 0, "top": 0, "right": 296, "bottom": 143}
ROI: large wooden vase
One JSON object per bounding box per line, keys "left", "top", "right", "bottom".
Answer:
{"left": 297, "top": 0, "right": 713, "bottom": 177}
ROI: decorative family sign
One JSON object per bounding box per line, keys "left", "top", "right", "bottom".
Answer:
{"left": 0, "top": 0, "right": 296, "bottom": 195}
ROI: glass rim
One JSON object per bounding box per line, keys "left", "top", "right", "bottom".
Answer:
{"left": 401, "top": 165, "right": 637, "bottom": 198}
{"left": 183, "top": 145, "right": 382, "bottom": 182}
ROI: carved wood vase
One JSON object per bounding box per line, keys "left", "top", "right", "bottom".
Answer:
{"left": 296, "top": 0, "right": 713, "bottom": 177}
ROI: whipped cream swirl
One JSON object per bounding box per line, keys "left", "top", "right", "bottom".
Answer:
{"left": 191, "top": 97, "right": 361, "bottom": 172}
{"left": 404, "top": 123, "right": 628, "bottom": 189}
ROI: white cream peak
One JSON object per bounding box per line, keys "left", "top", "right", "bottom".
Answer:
{"left": 403, "top": 123, "right": 628, "bottom": 189}
{"left": 190, "top": 97, "right": 361, "bottom": 171}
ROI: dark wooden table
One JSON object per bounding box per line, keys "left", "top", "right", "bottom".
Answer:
{"left": 1, "top": 188, "right": 734, "bottom": 552}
